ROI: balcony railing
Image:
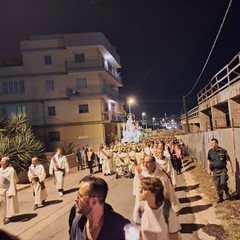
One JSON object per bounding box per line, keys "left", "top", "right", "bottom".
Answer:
{"left": 197, "top": 52, "right": 240, "bottom": 104}
{"left": 102, "top": 112, "right": 126, "bottom": 122}
{"left": 66, "top": 60, "right": 122, "bottom": 84}
{"left": 67, "top": 84, "right": 121, "bottom": 100}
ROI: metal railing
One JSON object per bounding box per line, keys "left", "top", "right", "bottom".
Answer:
{"left": 67, "top": 84, "right": 121, "bottom": 100}
{"left": 197, "top": 52, "right": 240, "bottom": 104}
{"left": 66, "top": 60, "right": 122, "bottom": 84}
{"left": 181, "top": 106, "right": 199, "bottom": 120}
{"left": 102, "top": 112, "right": 126, "bottom": 122}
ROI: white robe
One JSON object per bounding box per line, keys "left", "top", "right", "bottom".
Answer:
{"left": 28, "top": 164, "right": 48, "bottom": 205}
{"left": 126, "top": 151, "right": 136, "bottom": 173}
{"left": 134, "top": 166, "right": 181, "bottom": 213}
{"left": 100, "top": 150, "right": 111, "bottom": 175}
{"left": 49, "top": 154, "right": 70, "bottom": 190}
{"left": 156, "top": 157, "right": 177, "bottom": 187}
{"left": 0, "top": 166, "right": 19, "bottom": 218}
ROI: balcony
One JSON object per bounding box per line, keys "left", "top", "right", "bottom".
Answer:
{"left": 102, "top": 112, "right": 126, "bottom": 122}
{"left": 66, "top": 60, "right": 122, "bottom": 85}
{"left": 67, "top": 84, "right": 122, "bottom": 101}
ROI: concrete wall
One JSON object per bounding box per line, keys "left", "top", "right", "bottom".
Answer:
{"left": 178, "top": 128, "right": 240, "bottom": 193}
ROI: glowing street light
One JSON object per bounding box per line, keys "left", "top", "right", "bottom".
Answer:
{"left": 152, "top": 117, "right": 155, "bottom": 130}
{"left": 128, "top": 98, "right": 134, "bottom": 114}
{"left": 142, "top": 112, "right": 145, "bottom": 129}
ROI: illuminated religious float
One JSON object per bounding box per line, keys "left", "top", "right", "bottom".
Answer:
{"left": 121, "top": 113, "right": 141, "bottom": 143}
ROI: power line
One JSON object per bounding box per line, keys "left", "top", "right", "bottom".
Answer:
{"left": 184, "top": 0, "right": 233, "bottom": 98}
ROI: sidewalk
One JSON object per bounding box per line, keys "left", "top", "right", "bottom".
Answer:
{"left": 178, "top": 157, "right": 222, "bottom": 240}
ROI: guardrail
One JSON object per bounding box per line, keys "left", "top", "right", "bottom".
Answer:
{"left": 197, "top": 52, "right": 240, "bottom": 104}
{"left": 181, "top": 106, "right": 199, "bottom": 120}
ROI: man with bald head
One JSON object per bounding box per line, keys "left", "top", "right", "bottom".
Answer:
{"left": 28, "top": 157, "right": 48, "bottom": 210}
{"left": 134, "top": 154, "right": 181, "bottom": 214}
{"left": 0, "top": 156, "right": 19, "bottom": 224}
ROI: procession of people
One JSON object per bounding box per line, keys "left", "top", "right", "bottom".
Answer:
{"left": 0, "top": 131, "right": 235, "bottom": 240}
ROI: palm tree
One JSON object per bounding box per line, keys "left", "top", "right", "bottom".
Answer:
{"left": 0, "top": 113, "right": 45, "bottom": 173}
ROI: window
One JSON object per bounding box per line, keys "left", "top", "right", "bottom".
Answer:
{"left": 76, "top": 78, "right": 87, "bottom": 88}
{"left": 16, "top": 106, "right": 26, "bottom": 115}
{"left": 48, "top": 106, "right": 56, "bottom": 116}
{"left": 104, "top": 102, "right": 108, "bottom": 112}
{"left": 75, "top": 54, "right": 85, "bottom": 63}
{"left": 111, "top": 103, "right": 116, "bottom": 112}
{"left": 79, "top": 104, "right": 89, "bottom": 114}
{"left": 45, "top": 80, "right": 54, "bottom": 91}
{"left": 0, "top": 108, "right": 7, "bottom": 117}
{"left": 49, "top": 131, "right": 60, "bottom": 142}
{"left": 2, "top": 80, "right": 25, "bottom": 94}
{"left": 44, "top": 55, "right": 52, "bottom": 65}
{"left": 0, "top": 106, "right": 25, "bottom": 117}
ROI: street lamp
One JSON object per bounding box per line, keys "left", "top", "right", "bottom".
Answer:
{"left": 142, "top": 112, "right": 145, "bottom": 129}
{"left": 152, "top": 117, "right": 155, "bottom": 130}
{"left": 128, "top": 98, "right": 134, "bottom": 114}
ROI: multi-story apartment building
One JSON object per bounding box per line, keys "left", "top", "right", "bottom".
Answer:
{"left": 0, "top": 32, "right": 125, "bottom": 151}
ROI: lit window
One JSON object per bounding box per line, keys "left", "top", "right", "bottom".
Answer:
{"left": 79, "top": 104, "right": 89, "bottom": 114}
{"left": 16, "top": 106, "right": 26, "bottom": 115}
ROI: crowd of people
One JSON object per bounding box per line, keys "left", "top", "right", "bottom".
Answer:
{"left": 0, "top": 134, "right": 234, "bottom": 240}
{"left": 71, "top": 136, "right": 188, "bottom": 239}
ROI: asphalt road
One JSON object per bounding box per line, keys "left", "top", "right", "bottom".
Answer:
{"left": 0, "top": 167, "right": 135, "bottom": 240}
{"left": 1, "top": 159, "right": 219, "bottom": 240}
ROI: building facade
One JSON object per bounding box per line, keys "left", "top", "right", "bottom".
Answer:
{"left": 0, "top": 33, "right": 125, "bottom": 151}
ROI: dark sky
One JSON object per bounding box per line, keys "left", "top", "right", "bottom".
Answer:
{"left": 0, "top": 0, "right": 239, "bottom": 119}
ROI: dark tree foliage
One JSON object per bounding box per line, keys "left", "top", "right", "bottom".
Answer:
{"left": 0, "top": 113, "right": 46, "bottom": 173}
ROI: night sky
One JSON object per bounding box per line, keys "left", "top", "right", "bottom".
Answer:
{"left": 0, "top": 0, "right": 239, "bottom": 119}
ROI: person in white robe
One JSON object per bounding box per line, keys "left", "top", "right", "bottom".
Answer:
{"left": 115, "top": 147, "right": 128, "bottom": 176}
{"left": 28, "top": 157, "right": 48, "bottom": 210}
{"left": 133, "top": 155, "right": 181, "bottom": 213}
{"left": 49, "top": 147, "right": 70, "bottom": 197}
{"left": 155, "top": 150, "right": 177, "bottom": 189}
{"left": 0, "top": 156, "right": 19, "bottom": 224}
{"left": 100, "top": 145, "right": 111, "bottom": 176}
{"left": 126, "top": 147, "right": 137, "bottom": 178}
{"left": 109, "top": 144, "right": 116, "bottom": 173}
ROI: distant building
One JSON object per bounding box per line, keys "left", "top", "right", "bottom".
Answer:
{"left": 0, "top": 32, "right": 125, "bottom": 150}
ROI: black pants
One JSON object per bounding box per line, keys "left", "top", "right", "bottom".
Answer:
{"left": 88, "top": 160, "right": 93, "bottom": 174}
{"left": 172, "top": 157, "right": 182, "bottom": 173}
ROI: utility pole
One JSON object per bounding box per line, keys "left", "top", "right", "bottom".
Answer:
{"left": 183, "top": 96, "right": 190, "bottom": 133}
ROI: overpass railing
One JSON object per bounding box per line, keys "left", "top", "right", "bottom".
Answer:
{"left": 197, "top": 52, "right": 240, "bottom": 104}
{"left": 181, "top": 106, "right": 199, "bottom": 121}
